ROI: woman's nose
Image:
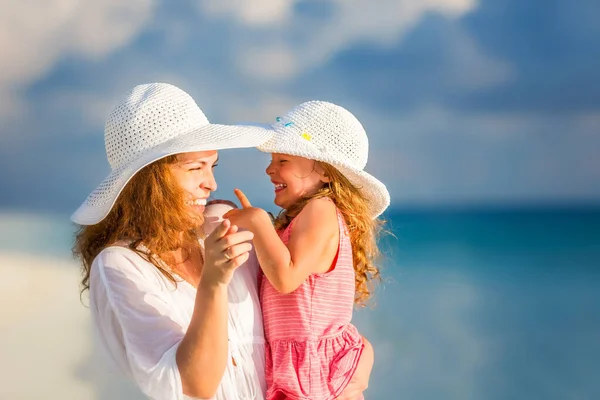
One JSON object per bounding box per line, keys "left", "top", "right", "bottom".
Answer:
{"left": 202, "top": 171, "right": 217, "bottom": 191}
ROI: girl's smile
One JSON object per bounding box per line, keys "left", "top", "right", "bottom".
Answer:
{"left": 266, "top": 153, "right": 329, "bottom": 209}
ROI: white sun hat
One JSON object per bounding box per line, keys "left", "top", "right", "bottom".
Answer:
{"left": 257, "top": 101, "right": 390, "bottom": 218}
{"left": 71, "top": 82, "right": 273, "bottom": 225}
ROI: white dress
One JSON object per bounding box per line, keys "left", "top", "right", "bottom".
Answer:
{"left": 89, "top": 229, "right": 266, "bottom": 399}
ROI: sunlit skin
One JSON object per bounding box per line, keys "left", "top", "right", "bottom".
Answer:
{"left": 165, "top": 150, "right": 220, "bottom": 284}
{"left": 265, "top": 153, "right": 329, "bottom": 209}
{"left": 169, "top": 150, "right": 219, "bottom": 218}
{"left": 223, "top": 154, "right": 374, "bottom": 398}
{"left": 165, "top": 150, "right": 257, "bottom": 398}
{"left": 166, "top": 150, "right": 254, "bottom": 285}
{"left": 225, "top": 153, "right": 336, "bottom": 290}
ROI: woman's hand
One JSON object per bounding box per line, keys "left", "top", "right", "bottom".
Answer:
{"left": 200, "top": 218, "right": 254, "bottom": 287}
{"left": 336, "top": 336, "right": 374, "bottom": 399}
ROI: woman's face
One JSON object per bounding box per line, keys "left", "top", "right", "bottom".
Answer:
{"left": 170, "top": 150, "right": 219, "bottom": 216}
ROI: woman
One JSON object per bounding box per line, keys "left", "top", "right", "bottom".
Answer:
{"left": 72, "top": 83, "right": 372, "bottom": 399}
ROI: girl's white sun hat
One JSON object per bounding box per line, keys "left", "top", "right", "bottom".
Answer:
{"left": 71, "top": 82, "right": 273, "bottom": 226}
{"left": 257, "top": 101, "right": 390, "bottom": 218}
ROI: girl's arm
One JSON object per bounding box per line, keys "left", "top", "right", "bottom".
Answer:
{"left": 224, "top": 189, "right": 338, "bottom": 294}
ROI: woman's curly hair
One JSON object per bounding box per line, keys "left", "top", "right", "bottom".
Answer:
{"left": 73, "top": 155, "right": 202, "bottom": 294}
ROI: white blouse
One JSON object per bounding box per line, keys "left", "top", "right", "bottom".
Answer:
{"left": 89, "top": 239, "right": 266, "bottom": 400}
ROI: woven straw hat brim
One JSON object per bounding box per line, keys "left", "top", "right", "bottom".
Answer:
{"left": 71, "top": 123, "right": 272, "bottom": 225}
{"left": 257, "top": 125, "right": 390, "bottom": 218}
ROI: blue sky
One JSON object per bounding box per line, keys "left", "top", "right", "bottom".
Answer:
{"left": 1, "top": 0, "right": 599, "bottom": 214}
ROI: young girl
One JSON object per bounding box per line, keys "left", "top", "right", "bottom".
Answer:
{"left": 225, "top": 101, "right": 390, "bottom": 400}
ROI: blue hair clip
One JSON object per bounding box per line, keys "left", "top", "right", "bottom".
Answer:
{"left": 284, "top": 122, "right": 294, "bottom": 127}
{"left": 276, "top": 117, "right": 282, "bottom": 122}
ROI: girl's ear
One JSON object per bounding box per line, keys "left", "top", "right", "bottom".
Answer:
{"left": 314, "top": 161, "right": 331, "bottom": 183}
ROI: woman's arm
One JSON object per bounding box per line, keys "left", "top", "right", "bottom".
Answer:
{"left": 177, "top": 219, "right": 254, "bottom": 398}
{"left": 92, "top": 219, "right": 254, "bottom": 400}
{"left": 336, "top": 336, "right": 374, "bottom": 400}
{"left": 176, "top": 279, "right": 229, "bottom": 398}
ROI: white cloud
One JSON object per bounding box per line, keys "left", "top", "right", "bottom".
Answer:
{"left": 198, "top": 0, "right": 479, "bottom": 81}
{"left": 239, "top": 45, "right": 300, "bottom": 81}
{"left": 448, "top": 26, "right": 514, "bottom": 89}
{"left": 198, "top": 0, "right": 293, "bottom": 26}
{"left": 198, "top": 0, "right": 475, "bottom": 30}
{"left": 0, "top": 0, "right": 155, "bottom": 121}
{"left": 224, "top": 91, "right": 299, "bottom": 123}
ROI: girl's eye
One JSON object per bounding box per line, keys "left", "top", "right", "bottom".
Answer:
{"left": 212, "top": 163, "right": 219, "bottom": 169}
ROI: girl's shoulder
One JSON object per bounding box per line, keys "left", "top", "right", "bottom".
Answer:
{"left": 299, "top": 196, "right": 337, "bottom": 214}
{"left": 292, "top": 197, "right": 338, "bottom": 233}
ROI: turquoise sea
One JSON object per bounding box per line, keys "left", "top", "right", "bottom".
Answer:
{"left": 356, "top": 207, "right": 600, "bottom": 400}
{"left": 2, "top": 207, "right": 598, "bottom": 399}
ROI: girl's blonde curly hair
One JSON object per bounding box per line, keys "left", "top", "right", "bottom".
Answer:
{"left": 273, "top": 162, "right": 386, "bottom": 306}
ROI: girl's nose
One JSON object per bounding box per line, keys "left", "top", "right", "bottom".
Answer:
{"left": 265, "top": 162, "right": 275, "bottom": 175}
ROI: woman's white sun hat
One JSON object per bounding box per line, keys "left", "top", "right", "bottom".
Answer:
{"left": 71, "top": 82, "right": 273, "bottom": 225}
{"left": 257, "top": 101, "right": 390, "bottom": 218}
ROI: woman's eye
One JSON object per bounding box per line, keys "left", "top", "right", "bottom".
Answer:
{"left": 212, "top": 163, "right": 219, "bottom": 169}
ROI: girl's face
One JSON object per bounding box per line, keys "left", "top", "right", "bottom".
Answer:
{"left": 170, "top": 151, "right": 219, "bottom": 216}
{"left": 265, "top": 153, "right": 329, "bottom": 209}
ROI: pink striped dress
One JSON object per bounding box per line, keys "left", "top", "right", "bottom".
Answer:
{"left": 260, "top": 209, "right": 364, "bottom": 400}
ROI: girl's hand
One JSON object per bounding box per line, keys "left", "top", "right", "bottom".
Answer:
{"left": 200, "top": 218, "right": 254, "bottom": 287}
{"left": 336, "top": 336, "right": 374, "bottom": 399}
{"left": 223, "top": 188, "right": 267, "bottom": 231}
